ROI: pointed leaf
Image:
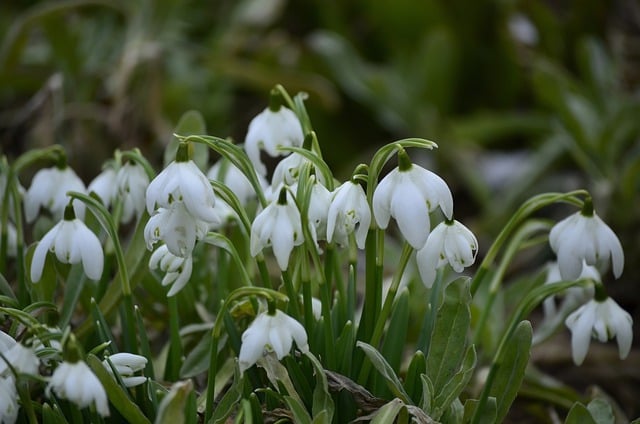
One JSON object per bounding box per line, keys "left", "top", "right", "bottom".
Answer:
{"left": 586, "top": 398, "right": 614, "bottom": 424}
{"left": 371, "top": 398, "right": 405, "bottom": 424}
{"left": 464, "top": 397, "right": 497, "bottom": 424}
{"left": 357, "top": 341, "right": 410, "bottom": 403}
{"left": 565, "top": 402, "right": 598, "bottom": 424}
{"left": 155, "top": 380, "right": 193, "bottom": 424}
{"left": 433, "top": 345, "right": 477, "bottom": 420}
{"left": 284, "top": 396, "right": 312, "bottom": 424}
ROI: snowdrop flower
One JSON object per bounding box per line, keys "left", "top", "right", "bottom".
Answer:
{"left": 0, "top": 332, "right": 15, "bottom": 353}
{"left": 565, "top": 296, "right": 633, "bottom": 365}
{"left": 0, "top": 343, "right": 39, "bottom": 376}
{"left": 244, "top": 105, "right": 304, "bottom": 176}
{"left": 103, "top": 353, "right": 147, "bottom": 387}
{"left": 24, "top": 165, "right": 86, "bottom": 222}
{"left": 549, "top": 199, "right": 624, "bottom": 281}
{"left": 208, "top": 159, "right": 265, "bottom": 206}
{"left": 326, "top": 180, "right": 371, "bottom": 249}
{"left": 542, "top": 261, "right": 598, "bottom": 319}
{"left": 144, "top": 203, "right": 210, "bottom": 257}
{"left": 88, "top": 167, "right": 117, "bottom": 207}
{"left": 31, "top": 204, "right": 104, "bottom": 283}
{"left": 149, "top": 244, "right": 193, "bottom": 296}
{"left": 416, "top": 219, "right": 478, "bottom": 288}
{"left": 250, "top": 187, "right": 303, "bottom": 270}
{"left": 146, "top": 144, "right": 218, "bottom": 225}
{"left": 373, "top": 150, "right": 453, "bottom": 249}
{"left": 1, "top": 221, "right": 17, "bottom": 258}
{"left": 239, "top": 309, "right": 309, "bottom": 372}
{"left": 116, "top": 162, "right": 149, "bottom": 223}
{"left": 272, "top": 152, "right": 328, "bottom": 188}
{"left": 305, "top": 179, "right": 332, "bottom": 247}
{"left": 47, "top": 360, "right": 110, "bottom": 417}
{"left": 0, "top": 376, "right": 18, "bottom": 424}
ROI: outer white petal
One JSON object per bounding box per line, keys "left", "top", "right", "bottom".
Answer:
{"left": 271, "top": 208, "right": 296, "bottom": 270}
{"left": 593, "top": 215, "right": 624, "bottom": 278}
{"left": 411, "top": 166, "right": 453, "bottom": 218}
{"left": 166, "top": 255, "right": 193, "bottom": 296}
{"left": 107, "top": 353, "right": 147, "bottom": 373}
{"left": 239, "top": 314, "right": 270, "bottom": 372}
{"left": 30, "top": 222, "right": 61, "bottom": 282}
{"left": 268, "top": 324, "right": 290, "bottom": 360}
{"left": 88, "top": 168, "right": 117, "bottom": 206}
{"left": 605, "top": 299, "right": 633, "bottom": 359}
{"left": 390, "top": 181, "right": 430, "bottom": 248}
{"left": 416, "top": 231, "right": 442, "bottom": 288}
{"left": 565, "top": 302, "right": 597, "bottom": 365}
{"left": 250, "top": 204, "right": 277, "bottom": 257}
{"left": 178, "top": 161, "right": 218, "bottom": 223}
{"left": 53, "top": 221, "right": 81, "bottom": 264}
{"left": 0, "top": 376, "right": 18, "bottom": 424}
{"left": 282, "top": 312, "right": 309, "bottom": 353}
{"left": 372, "top": 171, "right": 396, "bottom": 229}
{"left": 73, "top": 221, "right": 104, "bottom": 280}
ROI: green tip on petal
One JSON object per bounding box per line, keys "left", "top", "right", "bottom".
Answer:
{"left": 581, "top": 196, "right": 594, "bottom": 217}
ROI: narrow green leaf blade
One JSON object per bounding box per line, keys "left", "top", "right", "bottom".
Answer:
{"left": 357, "top": 341, "right": 410, "bottom": 403}
{"left": 565, "top": 402, "right": 598, "bottom": 424}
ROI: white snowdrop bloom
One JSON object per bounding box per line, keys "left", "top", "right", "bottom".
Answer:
{"left": 244, "top": 106, "right": 304, "bottom": 176}
{"left": 145, "top": 155, "right": 218, "bottom": 224}
{"left": 272, "top": 152, "right": 328, "bottom": 188}
{"left": 326, "top": 180, "right": 371, "bottom": 249}
{"left": 311, "top": 298, "right": 322, "bottom": 320}
{"left": 239, "top": 310, "right": 309, "bottom": 373}
{"left": 0, "top": 376, "right": 18, "bottom": 424}
{"left": 30, "top": 208, "right": 104, "bottom": 282}
{"left": 0, "top": 331, "right": 15, "bottom": 353}
{"left": 1, "top": 221, "right": 17, "bottom": 258}
{"left": 24, "top": 166, "right": 86, "bottom": 222}
{"left": 149, "top": 244, "right": 193, "bottom": 296}
{"left": 0, "top": 343, "right": 39, "bottom": 376}
{"left": 88, "top": 167, "right": 117, "bottom": 208}
{"left": 542, "top": 261, "right": 598, "bottom": 319}
{"left": 116, "top": 162, "right": 149, "bottom": 223}
{"left": 549, "top": 205, "right": 624, "bottom": 281}
{"left": 103, "top": 352, "right": 147, "bottom": 388}
{"left": 47, "top": 360, "right": 109, "bottom": 416}
{"left": 373, "top": 154, "right": 453, "bottom": 249}
{"left": 208, "top": 159, "right": 266, "bottom": 206}
{"left": 565, "top": 297, "right": 633, "bottom": 365}
{"left": 250, "top": 187, "right": 303, "bottom": 270}
{"left": 144, "top": 203, "right": 210, "bottom": 257}
{"left": 298, "top": 179, "right": 332, "bottom": 249}
{"left": 416, "top": 219, "right": 478, "bottom": 288}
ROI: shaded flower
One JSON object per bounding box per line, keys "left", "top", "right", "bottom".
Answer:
{"left": 88, "top": 167, "right": 117, "bottom": 208}
{"left": 208, "top": 159, "right": 265, "bottom": 206}
{"left": 0, "top": 376, "right": 18, "bottom": 424}
{"left": 542, "top": 261, "right": 598, "bottom": 319}
{"left": 326, "top": 181, "right": 370, "bottom": 249}
{"left": 244, "top": 106, "right": 304, "bottom": 176}
{"left": 144, "top": 203, "right": 210, "bottom": 257}
{"left": 116, "top": 162, "right": 149, "bottom": 223}
{"left": 272, "top": 152, "right": 328, "bottom": 188}
{"left": 239, "top": 310, "right": 309, "bottom": 373}
{"left": 46, "top": 360, "right": 110, "bottom": 417}
{"left": 24, "top": 166, "right": 86, "bottom": 222}
{"left": 565, "top": 297, "right": 633, "bottom": 365}
{"left": 549, "top": 206, "right": 624, "bottom": 281}
{"left": 373, "top": 158, "right": 453, "bottom": 249}
{"left": 103, "top": 353, "right": 147, "bottom": 388}
{"left": 149, "top": 244, "right": 193, "bottom": 296}
{"left": 416, "top": 219, "right": 478, "bottom": 288}
{"left": 30, "top": 209, "right": 104, "bottom": 283}
{"left": 0, "top": 343, "right": 39, "bottom": 376}
{"left": 250, "top": 187, "right": 303, "bottom": 270}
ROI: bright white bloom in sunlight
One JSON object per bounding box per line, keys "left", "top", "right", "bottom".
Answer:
{"left": 0, "top": 342, "right": 39, "bottom": 376}
{"left": 550, "top": 208, "right": 624, "bottom": 281}
{"left": 416, "top": 219, "right": 478, "bottom": 288}
{"left": 47, "top": 360, "right": 109, "bottom": 417}
{"left": 24, "top": 166, "right": 86, "bottom": 222}
{"left": 326, "top": 181, "right": 371, "bottom": 249}
{"left": 146, "top": 159, "right": 218, "bottom": 224}
{"left": 116, "top": 162, "right": 149, "bottom": 223}
{"left": 88, "top": 167, "right": 117, "bottom": 207}
{"left": 542, "top": 261, "right": 598, "bottom": 319}
{"left": 565, "top": 297, "right": 633, "bottom": 365}
{"left": 373, "top": 162, "right": 453, "bottom": 249}
{"left": 0, "top": 376, "right": 18, "bottom": 424}
{"left": 250, "top": 188, "right": 303, "bottom": 270}
{"left": 103, "top": 353, "right": 148, "bottom": 387}
{"left": 208, "top": 160, "right": 266, "bottom": 206}
{"left": 149, "top": 244, "right": 193, "bottom": 296}
{"left": 31, "top": 214, "right": 104, "bottom": 283}
{"left": 272, "top": 152, "right": 327, "bottom": 188}
{"left": 239, "top": 310, "right": 309, "bottom": 373}
{"left": 144, "top": 203, "right": 210, "bottom": 257}
{"left": 244, "top": 106, "right": 304, "bottom": 176}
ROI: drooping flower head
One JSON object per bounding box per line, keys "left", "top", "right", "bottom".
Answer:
{"left": 144, "top": 203, "right": 210, "bottom": 257}
{"left": 103, "top": 352, "right": 148, "bottom": 388}
{"left": 88, "top": 167, "right": 118, "bottom": 208}
{"left": 373, "top": 148, "right": 453, "bottom": 249}
{"left": 24, "top": 164, "right": 86, "bottom": 222}
{"left": 416, "top": 219, "right": 478, "bottom": 288}
{"left": 30, "top": 203, "right": 104, "bottom": 283}
{"left": 326, "top": 179, "right": 371, "bottom": 249}
{"left": 549, "top": 198, "right": 624, "bottom": 281}
{"left": 116, "top": 162, "right": 149, "bottom": 223}
{"left": 47, "top": 360, "right": 110, "bottom": 416}
{"left": 239, "top": 309, "right": 309, "bottom": 373}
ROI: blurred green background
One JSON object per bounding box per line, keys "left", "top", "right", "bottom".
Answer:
{"left": 1, "top": 0, "right": 639, "bottom": 418}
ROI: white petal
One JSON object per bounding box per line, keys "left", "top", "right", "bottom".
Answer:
{"left": 75, "top": 221, "right": 104, "bottom": 280}
{"left": 390, "top": 182, "right": 430, "bottom": 248}
{"left": 566, "top": 303, "right": 596, "bottom": 365}
{"left": 372, "top": 171, "right": 395, "bottom": 229}
{"left": 271, "top": 208, "right": 296, "bottom": 270}
{"left": 166, "top": 256, "right": 193, "bottom": 296}
{"left": 30, "top": 222, "right": 60, "bottom": 282}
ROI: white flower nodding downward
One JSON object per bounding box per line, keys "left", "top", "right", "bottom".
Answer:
{"left": 373, "top": 149, "right": 453, "bottom": 249}
{"left": 416, "top": 219, "right": 478, "bottom": 288}
{"left": 0, "top": 376, "right": 18, "bottom": 424}
{"left": 542, "top": 261, "right": 598, "bottom": 319}
{"left": 238, "top": 309, "right": 309, "bottom": 373}
{"left": 88, "top": 167, "right": 118, "bottom": 208}
{"left": 0, "top": 342, "right": 39, "bottom": 376}
{"left": 24, "top": 165, "right": 86, "bottom": 222}
{"left": 47, "top": 360, "right": 110, "bottom": 417}
{"left": 149, "top": 245, "right": 193, "bottom": 296}
{"left": 103, "top": 353, "right": 148, "bottom": 388}
{"left": 250, "top": 187, "right": 303, "bottom": 270}
{"left": 565, "top": 293, "right": 633, "bottom": 366}
{"left": 326, "top": 180, "right": 371, "bottom": 249}
{"left": 30, "top": 204, "right": 104, "bottom": 283}
{"left": 116, "top": 162, "right": 149, "bottom": 223}
{"left": 549, "top": 198, "right": 624, "bottom": 281}
{"left": 244, "top": 101, "right": 304, "bottom": 177}
{"left": 144, "top": 203, "right": 210, "bottom": 258}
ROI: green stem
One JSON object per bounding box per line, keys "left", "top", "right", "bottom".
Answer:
{"left": 282, "top": 269, "right": 300, "bottom": 319}
{"left": 165, "top": 295, "right": 183, "bottom": 381}
{"left": 418, "top": 268, "right": 444, "bottom": 356}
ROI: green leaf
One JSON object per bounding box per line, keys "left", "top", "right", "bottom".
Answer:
{"left": 86, "top": 354, "right": 151, "bottom": 424}
{"left": 284, "top": 396, "right": 312, "bottom": 424}
{"left": 305, "top": 351, "right": 334, "bottom": 423}
{"left": 489, "top": 321, "right": 533, "bottom": 423}
{"left": 209, "top": 364, "right": 243, "bottom": 424}
{"left": 59, "top": 264, "right": 87, "bottom": 328}
{"left": 420, "top": 374, "right": 434, "bottom": 414}
{"left": 155, "top": 380, "right": 193, "bottom": 424}
{"left": 371, "top": 398, "right": 405, "bottom": 424}
{"left": 42, "top": 402, "right": 69, "bottom": 424}
{"left": 356, "top": 341, "right": 410, "bottom": 403}
{"left": 464, "top": 398, "right": 496, "bottom": 424}
{"left": 179, "top": 330, "right": 212, "bottom": 378}
{"left": 565, "top": 402, "right": 598, "bottom": 424}
{"left": 165, "top": 110, "right": 208, "bottom": 170}
{"left": 404, "top": 351, "right": 426, "bottom": 404}
{"left": 381, "top": 289, "right": 409, "bottom": 372}
{"left": 426, "top": 277, "right": 471, "bottom": 391}
{"left": 433, "top": 345, "right": 477, "bottom": 420}
{"left": 586, "top": 398, "right": 615, "bottom": 424}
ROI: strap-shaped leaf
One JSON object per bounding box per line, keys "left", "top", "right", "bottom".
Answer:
{"left": 432, "top": 345, "right": 477, "bottom": 420}
{"left": 356, "top": 341, "right": 410, "bottom": 403}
